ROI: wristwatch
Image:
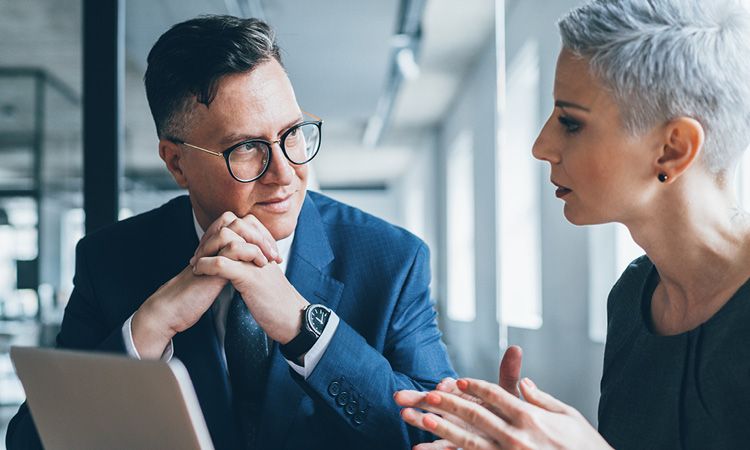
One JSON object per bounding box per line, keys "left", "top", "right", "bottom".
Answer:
{"left": 280, "top": 304, "right": 331, "bottom": 361}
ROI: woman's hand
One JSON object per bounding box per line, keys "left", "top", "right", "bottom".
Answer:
{"left": 399, "top": 377, "right": 612, "bottom": 450}
{"left": 395, "top": 346, "right": 524, "bottom": 450}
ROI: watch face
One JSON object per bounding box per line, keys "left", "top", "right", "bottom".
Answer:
{"left": 307, "top": 305, "right": 331, "bottom": 335}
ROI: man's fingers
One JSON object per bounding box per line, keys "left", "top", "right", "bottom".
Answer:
{"left": 199, "top": 211, "right": 237, "bottom": 246}
{"left": 193, "top": 255, "right": 247, "bottom": 281}
{"left": 401, "top": 408, "right": 499, "bottom": 450}
{"left": 193, "top": 212, "right": 281, "bottom": 265}
{"left": 518, "top": 378, "right": 571, "bottom": 414}
{"left": 217, "top": 241, "right": 269, "bottom": 267}
{"left": 499, "top": 345, "right": 523, "bottom": 397}
{"left": 226, "top": 217, "right": 281, "bottom": 264}
{"left": 192, "top": 226, "right": 245, "bottom": 265}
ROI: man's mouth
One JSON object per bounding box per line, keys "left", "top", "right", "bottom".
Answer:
{"left": 256, "top": 192, "right": 296, "bottom": 213}
{"left": 258, "top": 192, "right": 294, "bottom": 205}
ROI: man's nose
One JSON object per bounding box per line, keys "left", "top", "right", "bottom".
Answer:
{"left": 261, "top": 142, "right": 294, "bottom": 185}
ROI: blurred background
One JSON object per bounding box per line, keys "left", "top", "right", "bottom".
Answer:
{"left": 2, "top": 0, "right": 750, "bottom": 445}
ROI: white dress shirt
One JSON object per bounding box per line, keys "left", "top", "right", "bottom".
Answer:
{"left": 122, "top": 210, "right": 339, "bottom": 379}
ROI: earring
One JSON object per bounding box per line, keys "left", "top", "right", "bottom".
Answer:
{"left": 658, "top": 173, "right": 668, "bottom": 183}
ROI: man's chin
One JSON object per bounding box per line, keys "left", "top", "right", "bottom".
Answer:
{"left": 253, "top": 209, "right": 299, "bottom": 241}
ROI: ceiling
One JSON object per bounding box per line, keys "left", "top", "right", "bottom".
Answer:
{"left": 0, "top": 0, "right": 495, "bottom": 190}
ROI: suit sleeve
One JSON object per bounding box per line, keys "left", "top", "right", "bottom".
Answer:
{"left": 6, "top": 239, "right": 130, "bottom": 450}
{"left": 290, "top": 242, "right": 457, "bottom": 448}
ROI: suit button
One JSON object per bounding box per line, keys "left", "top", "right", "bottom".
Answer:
{"left": 353, "top": 412, "right": 365, "bottom": 425}
{"left": 345, "top": 400, "right": 358, "bottom": 416}
{"left": 336, "top": 391, "right": 350, "bottom": 406}
{"left": 328, "top": 381, "right": 341, "bottom": 397}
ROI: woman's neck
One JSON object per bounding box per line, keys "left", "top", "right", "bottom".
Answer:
{"left": 624, "top": 178, "right": 750, "bottom": 334}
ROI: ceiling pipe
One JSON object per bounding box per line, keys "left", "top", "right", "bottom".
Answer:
{"left": 362, "top": 0, "right": 427, "bottom": 148}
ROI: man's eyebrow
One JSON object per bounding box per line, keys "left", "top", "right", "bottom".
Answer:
{"left": 555, "top": 100, "right": 591, "bottom": 112}
{"left": 219, "top": 115, "right": 304, "bottom": 145}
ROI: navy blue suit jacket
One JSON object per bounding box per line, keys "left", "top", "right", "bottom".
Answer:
{"left": 7, "top": 191, "right": 456, "bottom": 450}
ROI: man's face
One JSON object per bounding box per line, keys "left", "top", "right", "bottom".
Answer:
{"left": 163, "top": 59, "right": 309, "bottom": 240}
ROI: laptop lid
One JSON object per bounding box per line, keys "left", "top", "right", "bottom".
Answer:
{"left": 10, "top": 346, "right": 214, "bottom": 450}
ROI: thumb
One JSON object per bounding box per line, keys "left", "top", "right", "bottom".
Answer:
{"left": 519, "top": 378, "right": 570, "bottom": 414}
{"left": 499, "top": 345, "right": 523, "bottom": 397}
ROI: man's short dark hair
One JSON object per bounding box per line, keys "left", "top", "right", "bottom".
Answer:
{"left": 144, "top": 15, "right": 283, "bottom": 139}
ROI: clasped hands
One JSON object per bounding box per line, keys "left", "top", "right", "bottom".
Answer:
{"left": 132, "top": 211, "right": 308, "bottom": 359}
{"left": 394, "top": 346, "right": 612, "bottom": 450}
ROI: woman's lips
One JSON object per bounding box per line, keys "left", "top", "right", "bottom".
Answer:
{"left": 551, "top": 180, "right": 572, "bottom": 198}
{"left": 555, "top": 187, "right": 572, "bottom": 198}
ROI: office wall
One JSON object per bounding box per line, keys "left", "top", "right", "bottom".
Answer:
{"left": 436, "top": 33, "right": 501, "bottom": 383}
{"left": 434, "top": 0, "right": 605, "bottom": 423}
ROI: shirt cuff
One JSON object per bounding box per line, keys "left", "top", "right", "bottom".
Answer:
{"left": 285, "top": 311, "right": 340, "bottom": 379}
{"left": 122, "top": 314, "right": 174, "bottom": 362}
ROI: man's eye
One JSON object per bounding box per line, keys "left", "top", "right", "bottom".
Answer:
{"left": 558, "top": 116, "right": 582, "bottom": 133}
{"left": 238, "top": 142, "right": 260, "bottom": 153}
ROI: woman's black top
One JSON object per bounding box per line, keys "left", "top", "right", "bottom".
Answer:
{"left": 598, "top": 256, "right": 750, "bottom": 450}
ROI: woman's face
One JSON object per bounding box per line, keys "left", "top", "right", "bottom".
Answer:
{"left": 532, "top": 49, "right": 662, "bottom": 226}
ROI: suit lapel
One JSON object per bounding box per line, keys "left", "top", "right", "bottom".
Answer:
{"left": 257, "top": 193, "right": 345, "bottom": 449}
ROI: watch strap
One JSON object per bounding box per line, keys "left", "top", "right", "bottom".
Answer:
{"left": 280, "top": 304, "right": 327, "bottom": 361}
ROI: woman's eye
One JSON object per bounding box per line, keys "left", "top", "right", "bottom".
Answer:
{"left": 558, "top": 116, "right": 582, "bottom": 133}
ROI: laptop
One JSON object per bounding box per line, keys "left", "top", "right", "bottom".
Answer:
{"left": 10, "top": 346, "right": 215, "bottom": 450}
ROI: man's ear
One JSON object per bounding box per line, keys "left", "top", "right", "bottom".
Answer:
{"left": 655, "top": 117, "right": 705, "bottom": 183}
{"left": 159, "top": 139, "right": 189, "bottom": 188}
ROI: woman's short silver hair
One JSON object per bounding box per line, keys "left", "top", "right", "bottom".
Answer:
{"left": 558, "top": 0, "right": 750, "bottom": 173}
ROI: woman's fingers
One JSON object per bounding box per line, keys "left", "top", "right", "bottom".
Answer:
{"left": 401, "top": 408, "right": 499, "bottom": 450}
{"left": 499, "top": 346, "right": 523, "bottom": 397}
{"left": 437, "top": 377, "right": 482, "bottom": 404}
{"left": 421, "top": 391, "right": 514, "bottom": 446}
{"left": 457, "top": 378, "right": 526, "bottom": 420}
{"left": 413, "top": 438, "right": 459, "bottom": 450}
{"left": 394, "top": 390, "right": 427, "bottom": 407}
{"left": 519, "top": 378, "right": 571, "bottom": 414}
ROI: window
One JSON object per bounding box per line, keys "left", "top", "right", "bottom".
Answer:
{"left": 446, "top": 130, "right": 476, "bottom": 322}
{"left": 498, "top": 40, "right": 542, "bottom": 329}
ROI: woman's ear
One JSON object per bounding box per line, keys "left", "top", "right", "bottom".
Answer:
{"left": 655, "top": 117, "right": 705, "bottom": 183}
{"left": 159, "top": 139, "right": 189, "bottom": 188}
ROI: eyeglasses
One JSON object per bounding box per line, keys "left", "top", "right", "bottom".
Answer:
{"left": 168, "top": 111, "right": 323, "bottom": 183}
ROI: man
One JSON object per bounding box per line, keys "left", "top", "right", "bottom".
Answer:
{"left": 6, "top": 15, "right": 455, "bottom": 450}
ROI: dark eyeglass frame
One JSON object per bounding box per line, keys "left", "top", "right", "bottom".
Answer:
{"left": 168, "top": 111, "right": 323, "bottom": 183}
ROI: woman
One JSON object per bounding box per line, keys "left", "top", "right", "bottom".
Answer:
{"left": 395, "top": 0, "right": 750, "bottom": 448}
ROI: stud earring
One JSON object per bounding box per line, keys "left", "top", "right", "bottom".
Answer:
{"left": 658, "top": 173, "right": 668, "bottom": 183}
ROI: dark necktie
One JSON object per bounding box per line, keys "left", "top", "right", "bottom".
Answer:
{"left": 224, "top": 290, "right": 272, "bottom": 449}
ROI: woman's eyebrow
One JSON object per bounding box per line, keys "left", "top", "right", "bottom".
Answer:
{"left": 555, "top": 100, "right": 591, "bottom": 112}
